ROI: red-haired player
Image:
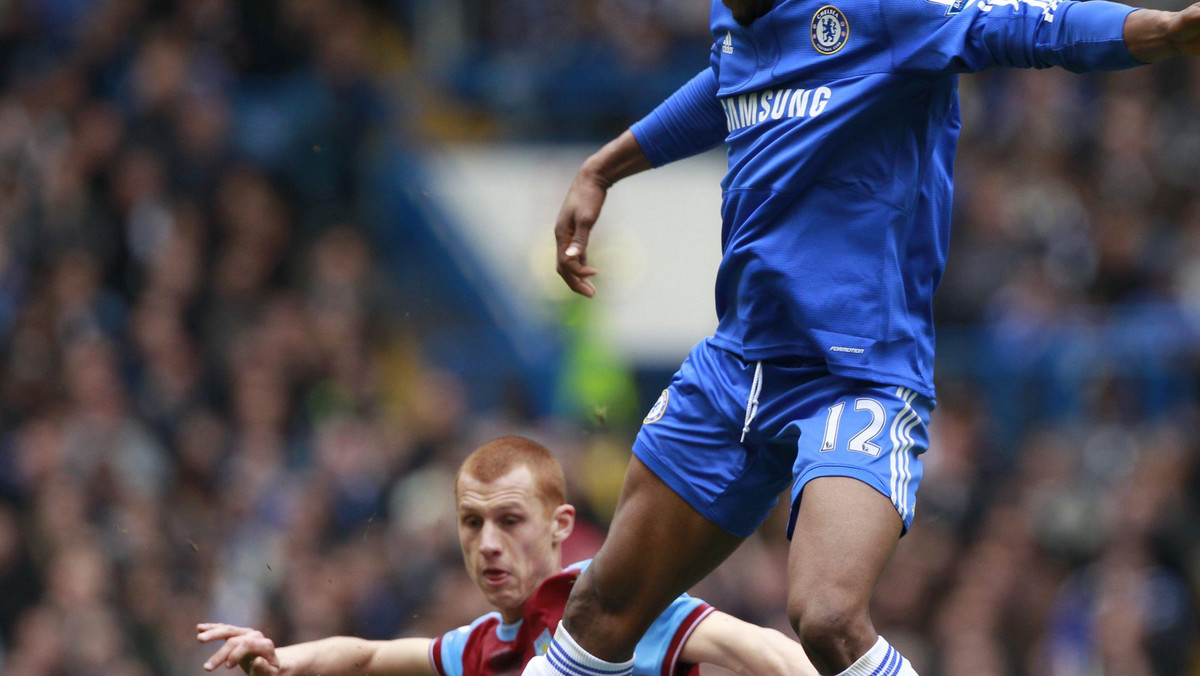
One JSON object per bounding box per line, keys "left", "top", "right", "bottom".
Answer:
{"left": 198, "top": 436, "right": 817, "bottom": 676}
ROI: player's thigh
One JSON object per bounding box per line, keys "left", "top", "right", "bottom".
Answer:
{"left": 785, "top": 476, "right": 903, "bottom": 673}
{"left": 782, "top": 381, "right": 933, "bottom": 621}
{"left": 567, "top": 456, "right": 743, "bottom": 655}
{"left": 634, "top": 338, "right": 797, "bottom": 539}
{"left": 785, "top": 475, "right": 902, "bottom": 619}
{"left": 568, "top": 340, "right": 790, "bottom": 649}
{"left": 591, "top": 454, "right": 744, "bottom": 610}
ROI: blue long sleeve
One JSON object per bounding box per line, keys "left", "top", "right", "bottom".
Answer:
{"left": 888, "top": 0, "right": 1140, "bottom": 74}
{"left": 630, "top": 68, "right": 728, "bottom": 168}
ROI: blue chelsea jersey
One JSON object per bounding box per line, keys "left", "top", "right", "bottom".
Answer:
{"left": 632, "top": 0, "right": 1138, "bottom": 397}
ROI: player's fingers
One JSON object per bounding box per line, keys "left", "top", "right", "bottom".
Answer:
{"left": 557, "top": 240, "right": 595, "bottom": 272}
{"left": 247, "top": 655, "right": 280, "bottom": 675}
{"left": 196, "top": 624, "right": 232, "bottom": 639}
{"left": 554, "top": 210, "right": 576, "bottom": 249}
{"left": 203, "top": 641, "right": 239, "bottom": 671}
{"left": 559, "top": 254, "right": 597, "bottom": 298}
{"left": 563, "top": 218, "right": 594, "bottom": 259}
{"left": 223, "top": 638, "right": 272, "bottom": 671}
{"left": 197, "top": 625, "right": 252, "bottom": 642}
{"left": 555, "top": 202, "right": 595, "bottom": 256}
{"left": 567, "top": 275, "right": 597, "bottom": 298}
{"left": 556, "top": 257, "right": 598, "bottom": 297}
{"left": 560, "top": 257, "right": 597, "bottom": 279}
{"left": 558, "top": 269, "right": 596, "bottom": 297}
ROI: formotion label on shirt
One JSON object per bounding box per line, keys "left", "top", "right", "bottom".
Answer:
{"left": 810, "top": 6, "right": 849, "bottom": 55}
{"left": 719, "top": 87, "right": 833, "bottom": 132}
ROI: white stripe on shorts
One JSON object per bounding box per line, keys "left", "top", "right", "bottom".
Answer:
{"left": 898, "top": 397, "right": 921, "bottom": 519}
{"left": 889, "top": 387, "right": 918, "bottom": 520}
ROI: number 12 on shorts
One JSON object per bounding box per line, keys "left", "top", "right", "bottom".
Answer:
{"left": 820, "top": 398, "right": 886, "bottom": 456}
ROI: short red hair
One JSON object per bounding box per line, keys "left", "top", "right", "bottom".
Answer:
{"left": 456, "top": 437, "right": 566, "bottom": 513}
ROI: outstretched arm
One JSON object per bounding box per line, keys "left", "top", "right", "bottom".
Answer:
{"left": 1125, "top": 3, "right": 1200, "bottom": 62}
{"left": 887, "top": 0, "right": 1200, "bottom": 73}
{"left": 679, "top": 611, "right": 819, "bottom": 676}
{"left": 197, "top": 623, "right": 435, "bottom": 676}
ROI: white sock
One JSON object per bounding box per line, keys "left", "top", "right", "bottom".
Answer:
{"left": 522, "top": 622, "right": 635, "bottom": 676}
{"left": 835, "top": 636, "right": 918, "bottom": 676}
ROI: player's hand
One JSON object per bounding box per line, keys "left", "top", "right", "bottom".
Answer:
{"left": 197, "top": 623, "right": 283, "bottom": 675}
{"left": 1168, "top": 3, "right": 1200, "bottom": 56}
{"left": 554, "top": 130, "right": 653, "bottom": 295}
{"left": 1127, "top": 3, "right": 1200, "bottom": 61}
{"left": 555, "top": 167, "right": 607, "bottom": 298}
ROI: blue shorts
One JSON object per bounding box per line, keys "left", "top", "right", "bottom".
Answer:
{"left": 633, "top": 338, "right": 934, "bottom": 538}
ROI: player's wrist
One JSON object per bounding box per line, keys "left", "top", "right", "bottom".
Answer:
{"left": 577, "top": 157, "right": 616, "bottom": 191}
{"left": 580, "top": 130, "right": 652, "bottom": 189}
{"left": 272, "top": 645, "right": 306, "bottom": 676}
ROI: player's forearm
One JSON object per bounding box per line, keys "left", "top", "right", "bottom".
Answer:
{"left": 1124, "top": 7, "right": 1189, "bottom": 62}
{"left": 726, "top": 627, "right": 815, "bottom": 676}
{"left": 579, "top": 130, "right": 653, "bottom": 190}
{"left": 755, "top": 627, "right": 819, "bottom": 676}
{"left": 275, "top": 637, "right": 388, "bottom": 676}
{"left": 681, "top": 612, "right": 816, "bottom": 676}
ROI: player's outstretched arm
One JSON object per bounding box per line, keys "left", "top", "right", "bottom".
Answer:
{"left": 1125, "top": 3, "right": 1200, "bottom": 62}
{"left": 197, "top": 623, "right": 435, "bottom": 676}
{"left": 556, "top": 130, "right": 652, "bottom": 298}
{"left": 679, "top": 611, "right": 819, "bottom": 676}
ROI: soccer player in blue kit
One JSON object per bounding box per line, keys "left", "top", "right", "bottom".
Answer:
{"left": 520, "top": 0, "right": 1200, "bottom": 675}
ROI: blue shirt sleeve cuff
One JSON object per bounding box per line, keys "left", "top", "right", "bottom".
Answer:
{"left": 630, "top": 114, "right": 674, "bottom": 168}
{"left": 1057, "top": 0, "right": 1142, "bottom": 71}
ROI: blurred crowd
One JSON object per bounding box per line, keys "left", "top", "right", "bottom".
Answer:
{"left": 434, "top": 0, "right": 712, "bottom": 139}
{"left": 0, "top": 1, "right": 1198, "bottom": 676}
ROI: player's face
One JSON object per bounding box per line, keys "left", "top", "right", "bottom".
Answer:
{"left": 456, "top": 466, "right": 574, "bottom": 621}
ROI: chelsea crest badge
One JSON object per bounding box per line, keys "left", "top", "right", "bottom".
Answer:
{"left": 643, "top": 389, "right": 669, "bottom": 425}
{"left": 811, "top": 6, "right": 849, "bottom": 55}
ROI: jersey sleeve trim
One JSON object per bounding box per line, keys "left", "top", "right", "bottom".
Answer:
{"left": 660, "top": 604, "right": 715, "bottom": 676}
{"left": 437, "top": 612, "right": 500, "bottom": 676}
{"left": 430, "top": 636, "right": 446, "bottom": 676}
{"left": 563, "top": 559, "right": 591, "bottom": 573}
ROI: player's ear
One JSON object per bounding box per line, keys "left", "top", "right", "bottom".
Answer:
{"left": 550, "top": 504, "right": 575, "bottom": 545}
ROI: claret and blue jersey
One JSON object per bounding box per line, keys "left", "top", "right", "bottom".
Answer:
{"left": 431, "top": 562, "right": 712, "bottom": 676}
{"left": 631, "top": 0, "right": 1139, "bottom": 398}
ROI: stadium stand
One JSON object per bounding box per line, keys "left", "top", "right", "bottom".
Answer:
{"left": 0, "top": 1, "right": 1195, "bottom": 674}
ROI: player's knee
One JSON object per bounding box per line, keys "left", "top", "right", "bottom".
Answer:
{"left": 563, "top": 572, "right": 601, "bottom": 626}
{"left": 789, "top": 592, "right": 870, "bottom": 659}
{"left": 562, "top": 567, "right": 652, "bottom": 658}
{"left": 564, "top": 566, "right": 634, "bottom": 627}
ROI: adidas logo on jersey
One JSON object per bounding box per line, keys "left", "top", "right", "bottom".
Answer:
{"left": 722, "top": 31, "right": 734, "bottom": 54}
